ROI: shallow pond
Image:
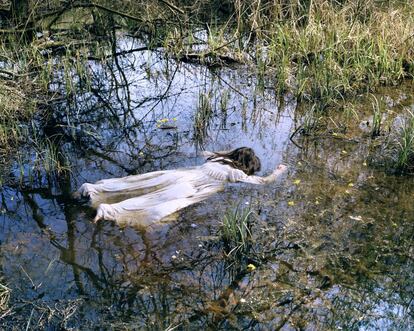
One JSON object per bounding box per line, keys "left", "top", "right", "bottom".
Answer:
{"left": 0, "top": 36, "right": 413, "bottom": 330}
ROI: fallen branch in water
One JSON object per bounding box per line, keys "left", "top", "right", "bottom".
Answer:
{"left": 87, "top": 46, "right": 153, "bottom": 61}
{"left": 178, "top": 52, "right": 242, "bottom": 66}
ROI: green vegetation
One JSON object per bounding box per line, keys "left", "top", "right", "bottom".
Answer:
{"left": 194, "top": 91, "right": 213, "bottom": 144}
{"left": 265, "top": 2, "right": 413, "bottom": 109}
{"left": 370, "top": 95, "right": 383, "bottom": 138}
{"left": 1, "top": 0, "right": 414, "bottom": 174}
{"left": 0, "top": 81, "right": 32, "bottom": 151}
{"left": 395, "top": 110, "right": 414, "bottom": 172}
{"left": 220, "top": 203, "right": 253, "bottom": 256}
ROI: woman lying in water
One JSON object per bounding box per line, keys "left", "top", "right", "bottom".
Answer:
{"left": 76, "top": 147, "right": 287, "bottom": 227}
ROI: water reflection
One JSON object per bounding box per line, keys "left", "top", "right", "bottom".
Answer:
{"left": 0, "top": 36, "right": 413, "bottom": 329}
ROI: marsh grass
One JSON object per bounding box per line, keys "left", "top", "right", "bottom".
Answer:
{"left": 371, "top": 109, "right": 414, "bottom": 174}
{"left": 301, "top": 104, "right": 324, "bottom": 135}
{"left": 263, "top": 2, "right": 413, "bottom": 109}
{"left": 32, "top": 137, "right": 71, "bottom": 175}
{"left": 0, "top": 27, "right": 94, "bottom": 182}
{"left": 0, "top": 281, "right": 10, "bottom": 316}
{"left": 0, "top": 81, "right": 34, "bottom": 151}
{"left": 220, "top": 203, "right": 253, "bottom": 256}
{"left": 154, "top": 1, "right": 414, "bottom": 112}
{"left": 194, "top": 91, "right": 213, "bottom": 144}
{"left": 371, "top": 95, "right": 384, "bottom": 138}
{"left": 395, "top": 110, "right": 414, "bottom": 172}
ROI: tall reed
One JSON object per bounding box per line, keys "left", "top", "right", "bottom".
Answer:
{"left": 220, "top": 204, "right": 253, "bottom": 256}
{"left": 395, "top": 111, "right": 414, "bottom": 172}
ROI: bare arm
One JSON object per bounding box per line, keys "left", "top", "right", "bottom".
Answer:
{"left": 236, "top": 164, "right": 287, "bottom": 185}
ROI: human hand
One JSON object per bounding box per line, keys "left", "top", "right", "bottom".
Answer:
{"left": 274, "top": 164, "right": 288, "bottom": 173}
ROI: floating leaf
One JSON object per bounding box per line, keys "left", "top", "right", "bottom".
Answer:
{"left": 247, "top": 264, "right": 256, "bottom": 272}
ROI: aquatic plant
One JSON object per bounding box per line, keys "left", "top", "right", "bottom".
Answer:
{"left": 395, "top": 110, "right": 414, "bottom": 172}
{"left": 301, "top": 104, "right": 323, "bottom": 135}
{"left": 220, "top": 203, "right": 253, "bottom": 256}
{"left": 194, "top": 91, "right": 213, "bottom": 145}
{"left": 371, "top": 95, "right": 383, "bottom": 138}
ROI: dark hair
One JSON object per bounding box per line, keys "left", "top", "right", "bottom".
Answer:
{"left": 208, "top": 147, "right": 261, "bottom": 175}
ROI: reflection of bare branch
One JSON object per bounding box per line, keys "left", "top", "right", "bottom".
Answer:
{"left": 109, "top": 29, "right": 133, "bottom": 121}
{"left": 19, "top": 190, "right": 108, "bottom": 292}
{"left": 140, "top": 64, "right": 179, "bottom": 121}
{"left": 84, "top": 148, "right": 134, "bottom": 174}
{"left": 88, "top": 46, "right": 151, "bottom": 61}
{"left": 274, "top": 296, "right": 306, "bottom": 331}
{"left": 211, "top": 70, "right": 246, "bottom": 98}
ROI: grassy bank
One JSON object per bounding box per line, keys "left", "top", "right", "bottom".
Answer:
{"left": 263, "top": 1, "right": 414, "bottom": 108}
{"left": 2, "top": 0, "right": 414, "bottom": 107}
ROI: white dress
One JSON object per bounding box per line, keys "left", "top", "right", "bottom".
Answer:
{"left": 76, "top": 156, "right": 286, "bottom": 227}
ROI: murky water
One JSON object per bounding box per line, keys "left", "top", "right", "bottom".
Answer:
{"left": 1, "top": 36, "right": 413, "bottom": 330}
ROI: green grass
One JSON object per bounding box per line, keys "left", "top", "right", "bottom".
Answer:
{"left": 371, "top": 95, "right": 383, "bottom": 138}
{"left": 194, "top": 91, "right": 213, "bottom": 144}
{"left": 220, "top": 204, "right": 253, "bottom": 256}
{"left": 262, "top": 1, "right": 413, "bottom": 110}
{"left": 395, "top": 110, "right": 414, "bottom": 172}
{"left": 0, "top": 81, "right": 34, "bottom": 152}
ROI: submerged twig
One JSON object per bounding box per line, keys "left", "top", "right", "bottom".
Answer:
{"left": 289, "top": 124, "right": 303, "bottom": 149}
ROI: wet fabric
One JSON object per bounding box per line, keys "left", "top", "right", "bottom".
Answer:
{"left": 76, "top": 155, "right": 287, "bottom": 227}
